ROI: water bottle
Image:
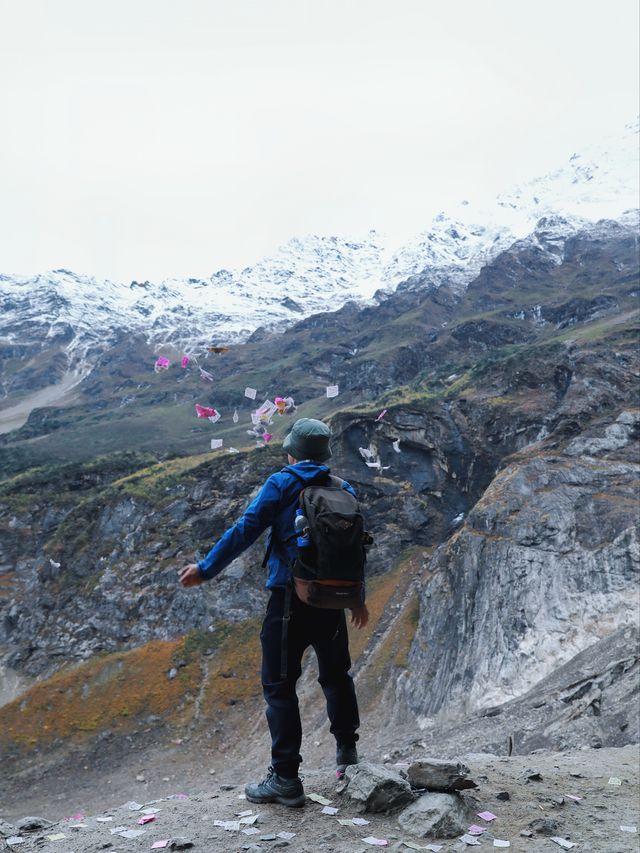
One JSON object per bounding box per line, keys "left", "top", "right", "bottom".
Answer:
{"left": 295, "top": 508, "right": 311, "bottom": 547}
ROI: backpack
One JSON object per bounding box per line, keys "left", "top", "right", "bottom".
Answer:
{"left": 289, "top": 471, "right": 371, "bottom": 609}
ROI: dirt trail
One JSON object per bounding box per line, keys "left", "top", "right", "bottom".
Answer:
{"left": 1, "top": 745, "right": 638, "bottom": 852}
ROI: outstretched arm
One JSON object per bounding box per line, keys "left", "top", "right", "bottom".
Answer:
{"left": 179, "top": 475, "right": 282, "bottom": 585}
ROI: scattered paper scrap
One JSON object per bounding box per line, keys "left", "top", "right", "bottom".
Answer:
{"left": 460, "top": 835, "right": 482, "bottom": 846}
{"left": 375, "top": 409, "right": 388, "bottom": 422}
{"left": 550, "top": 839, "right": 576, "bottom": 849}
{"left": 308, "top": 793, "right": 333, "bottom": 805}
{"left": 67, "top": 813, "right": 84, "bottom": 821}
{"left": 6, "top": 838, "right": 25, "bottom": 845}
{"left": 142, "top": 807, "right": 162, "bottom": 815}
{"left": 621, "top": 826, "right": 638, "bottom": 833}
{"left": 154, "top": 356, "right": 170, "bottom": 372}
{"left": 245, "top": 387, "right": 257, "bottom": 400}
{"left": 322, "top": 805, "right": 339, "bottom": 815}
{"left": 69, "top": 823, "right": 88, "bottom": 828}
{"left": 233, "top": 409, "right": 239, "bottom": 423}
{"left": 402, "top": 843, "right": 443, "bottom": 851}
{"left": 352, "top": 818, "right": 371, "bottom": 826}
{"left": 240, "top": 815, "right": 259, "bottom": 825}
{"left": 565, "top": 794, "right": 583, "bottom": 801}
{"left": 119, "top": 828, "right": 146, "bottom": 838}
{"left": 151, "top": 843, "right": 170, "bottom": 850}
{"left": 214, "top": 820, "right": 241, "bottom": 831}
{"left": 195, "top": 404, "right": 217, "bottom": 419}
{"left": 181, "top": 356, "right": 189, "bottom": 369}
{"left": 468, "top": 824, "right": 485, "bottom": 834}
{"left": 110, "top": 826, "right": 128, "bottom": 834}
{"left": 494, "top": 842, "right": 510, "bottom": 848}
{"left": 478, "top": 811, "right": 497, "bottom": 821}
{"left": 96, "top": 817, "right": 114, "bottom": 822}
{"left": 242, "top": 827, "right": 260, "bottom": 835}
{"left": 138, "top": 815, "right": 156, "bottom": 824}
{"left": 199, "top": 368, "right": 214, "bottom": 382}
{"left": 392, "top": 439, "right": 401, "bottom": 453}
{"left": 228, "top": 447, "right": 240, "bottom": 453}
{"left": 277, "top": 832, "right": 296, "bottom": 840}
{"left": 326, "top": 384, "right": 339, "bottom": 398}
{"left": 608, "top": 777, "right": 622, "bottom": 786}
{"left": 236, "top": 810, "right": 253, "bottom": 817}
{"left": 127, "top": 801, "right": 144, "bottom": 810}
{"left": 210, "top": 438, "right": 223, "bottom": 449}
{"left": 45, "top": 834, "right": 67, "bottom": 841}
{"left": 363, "top": 839, "right": 388, "bottom": 847}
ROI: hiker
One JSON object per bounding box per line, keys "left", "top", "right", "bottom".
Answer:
{"left": 179, "top": 417, "right": 369, "bottom": 808}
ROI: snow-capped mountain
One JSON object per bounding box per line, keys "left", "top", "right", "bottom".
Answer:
{"left": 0, "top": 121, "right": 637, "bottom": 406}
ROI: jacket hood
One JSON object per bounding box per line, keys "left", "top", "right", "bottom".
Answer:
{"left": 283, "top": 460, "right": 331, "bottom": 483}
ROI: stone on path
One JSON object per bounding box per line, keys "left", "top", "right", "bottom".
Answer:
{"left": 170, "top": 839, "right": 194, "bottom": 850}
{"left": 344, "top": 763, "right": 414, "bottom": 813}
{"left": 15, "top": 817, "right": 53, "bottom": 832}
{"left": 529, "top": 817, "right": 559, "bottom": 835}
{"left": 398, "top": 792, "right": 469, "bottom": 838}
{"left": 406, "top": 759, "right": 477, "bottom": 792}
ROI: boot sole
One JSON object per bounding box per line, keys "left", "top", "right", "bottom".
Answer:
{"left": 245, "top": 791, "right": 306, "bottom": 808}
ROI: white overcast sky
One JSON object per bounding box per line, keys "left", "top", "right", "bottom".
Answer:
{"left": 0, "top": 0, "right": 638, "bottom": 282}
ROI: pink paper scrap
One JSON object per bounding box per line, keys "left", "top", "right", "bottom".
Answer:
{"left": 66, "top": 813, "right": 85, "bottom": 821}
{"left": 199, "top": 368, "right": 214, "bottom": 382}
{"left": 478, "top": 811, "right": 497, "bottom": 821}
{"left": 154, "top": 356, "right": 170, "bottom": 369}
{"left": 181, "top": 356, "right": 189, "bottom": 369}
{"left": 263, "top": 432, "right": 273, "bottom": 443}
{"left": 195, "top": 404, "right": 218, "bottom": 419}
{"left": 468, "top": 824, "right": 485, "bottom": 834}
{"left": 375, "top": 409, "right": 388, "bottom": 422}
{"left": 151, "top": 842, "right": 169, "bottom": 850}
{"left": 137, "top": 815, "right": 156, "bottom": 825}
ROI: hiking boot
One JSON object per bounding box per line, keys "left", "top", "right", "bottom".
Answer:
{"left": 336, "top": 745, "right": 358, "bottom": 778}
{"left": 245, "top": 766, "right": 306, "bottom": 808}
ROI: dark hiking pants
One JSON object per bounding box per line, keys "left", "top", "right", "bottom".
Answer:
{"left": 260, "top": 586, "right": 360, "bottom": 779}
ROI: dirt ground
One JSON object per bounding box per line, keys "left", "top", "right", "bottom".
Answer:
{"left": 1, "top": 745, "right": 638, "bottom": 853}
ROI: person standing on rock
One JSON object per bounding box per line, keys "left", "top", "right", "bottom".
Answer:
{"left": 179, "top": 417, "right": 369, "bottom": 808}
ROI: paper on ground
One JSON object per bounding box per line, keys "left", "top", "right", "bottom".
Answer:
{"left": 277, "top": 832, "right": 296, "bottom": 840}
{"left": 69, "top": 823, "right": 89, "bottom": 828}
{"left": 608, "top": 777, "right": 622, "bottom": 785}
{"left": 322, "top": 805, "right": 339, "bottom": 815}
{"left": 460, "top": 835, "right": 482, "bottom": 846}
{"left": 228, "top": 447, "right": 240, "bottom": 453}
{"left": 363, "top": 839, "right": 388, "bottom": 847}
{"left": 402, "top": 842, "right": 443, "bottom": 851}
{"left": 478, "top": 810, "right": 497, "bottom": 821}
{"left": 242, "top": 827, "right": 260, "bottom": 835}
{"left": 6, "top": 838, "right": 25, "bottom": 845}
{"left": 138, "top": 814, "right": 156, "bottom": 824}
{"left": 550, "top": 839, "right": 576, "bottom": 849}
{"left": 621, "top": 826, "right": 638, "bottom": 833}
{"left": 494, "top": 842, "right": 510, "bottom": 848}
{"left": 45, "top": 834, "right": 67, "bottom": 841}
{"left": 151, "top": 843, "right": 169, "bottom": 850}
{"left": 352, "top": 817, "right": 370, "bottom": 825}
{"left": 564, "top": 794, "right": 582, "bottom": 801}
{"left": 308, "top": 793, "right": 333, "bottom": 805}
{"left": 240, "top": 815, "right": 258, "bottom": 825}
{"left": 235, "top": 810, "right": 253, "bottom": 817}
{"left": 210, "top": 438, "right": 223, "bottom": 449}
{"left": 119, "top": 828, "right": 146, "bottom": 838}
{"left": 326, "top": 384, "right": 339, "bottom": 398}
{"left": 110, "top": 826, "right": 128, "bottom": 833}
{"left": 142, "top": 807, "right": 161, "bottom": 814}
{"left": 127, "top": 801, "right": 144, "bottom": 810}
{"left": 468, "top": 824, "right": 485, "bottom": 834}
{"left": 95, "top": 816, "right": 114, "bottom": 822}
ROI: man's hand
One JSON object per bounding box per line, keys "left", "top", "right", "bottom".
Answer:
{"left": 349, "top": 604, "right": 369, "bottom": 629}
{"left": 179, "top": 563, "right": 205, "bottom": 588}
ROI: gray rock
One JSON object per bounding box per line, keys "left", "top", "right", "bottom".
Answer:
{"left": 16, "top": 816, "right": 53, "bottom": 832}
{"left": 170, "top": 840, "right": 194, "bottom": 851}
{"left": 0, "top": 821, "right": 15, "bottom": 837}
{"left": 406, "top": 758, "right": 477, "bottom": 791}
{"left": 398, "top": 792, "right": 468, "bottom": 838}
{"left": 344, "top": 762, "right": 414, "bottom": 813}
{"left": 521, "top": 767, "right": 543, "bottom": 782}
{"left": 529, "top": 817, "right": 559, "bottom": 835}
{"left": 495, "top": 791, "right": 510, "bottom": 801}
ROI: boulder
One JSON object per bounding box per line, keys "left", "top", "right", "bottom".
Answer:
{"left": 406, "top": 758, "right": 477, "bottom": 791}
{"left": 398, "top": 792, "right": 469, "bottom": 838}
{"left": 16, "top": 816, "right": 53, "bottom": 832}
{"left": 343, "top": 762, "right": 414, "bottom": 813}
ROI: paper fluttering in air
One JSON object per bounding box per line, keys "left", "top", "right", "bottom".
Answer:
{"left": 181, "top": 356, "right": 189, "bottom": 368}
{"left": 210, "top": 439, "right": 223, "bottom": 450}
{"left": 195, "top": 404, "right": 218, "bottom": 419}
{"left": 326, "top": 384, "right": 339, "bottom": 398}
{"left": 199, "top": 368, "right": 214, "bottom": 382}
{"left": 154, "top": 356, "right": 170, "bottom": 372}
{"left": 245, "top": 387, "right": 257, "bottom": 400}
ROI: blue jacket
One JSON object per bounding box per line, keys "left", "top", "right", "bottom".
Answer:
{"left": 197, "top": 460, "right": 356, "bottom": 588}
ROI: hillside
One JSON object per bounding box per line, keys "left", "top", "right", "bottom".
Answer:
{"left": 0, "top": 213, "right": 637, "bottom": 833}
